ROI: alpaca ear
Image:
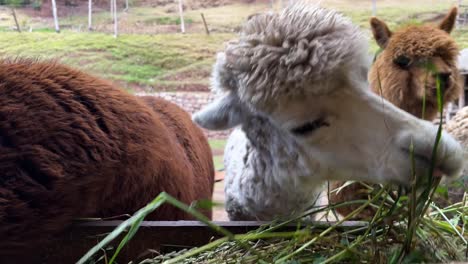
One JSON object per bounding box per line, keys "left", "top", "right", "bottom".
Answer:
{"left": 438, "top": 7, "right": 458, "bottom": 33}
{"left": 192, "top": 93, "right": 245, "bottom": 131}
{"left": 370, "top": 17, "right": 392, "bottom": 49}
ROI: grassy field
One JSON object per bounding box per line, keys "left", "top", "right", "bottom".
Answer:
{"left": 0, "top": 31, "right": 232, "bottom": 91}
{"left": 209, "top": 139, "right": 227, "bottom": 171}
{"left": 0, "top": 1, "right": 466, "bottom": 93}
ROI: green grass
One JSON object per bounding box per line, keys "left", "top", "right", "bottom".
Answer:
{"left": 208, "top": 139, "right": 227, "bottom": 150}
{"left": 142, "top": 16, "right": 193, "bottom": 25}
{"left": 213, "top": 155, "right": 224, "bottom": 171}
{"left": 209, "top": 139, "right": 226, "bottom": 171}
{"left": 0, "top": 31, "right": 233, "bottom": 89}
{"left": 0, "top": 2, "right": 466, "bottom": 93}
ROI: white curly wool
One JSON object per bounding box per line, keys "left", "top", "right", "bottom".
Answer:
{"left": 211, "top": 2, "right": 370, "bottom": 112}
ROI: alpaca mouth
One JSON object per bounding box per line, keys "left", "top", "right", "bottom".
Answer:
{"left": 426, "top": 84, "right": 450, "bottom": 95}
{"left": 398, "top": 147, "right": 456, "bottom": 182}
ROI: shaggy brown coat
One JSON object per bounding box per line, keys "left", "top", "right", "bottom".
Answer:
{"left": 0, "top": 59, "right": 214, "bottom": 258}
{"left": 329, "top": 8, "right": 463, "bottom": 219}
{"left": 369, "top": 8, "right": 462, "bottom": 119}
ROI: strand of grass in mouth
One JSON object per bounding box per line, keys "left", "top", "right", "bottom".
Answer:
{"left": 275, "top": 187, "right": 388, "bottom": 263}
{"left": 417, "top": 74, "right": 444, "bottom": 215}
{"left": 421, "top": 62, "right": 431, "bottom": 120}
{"left": 402, "top": 139, "right": 418, "bottom": 256}
{"left": 399, "top": 68, "right": 446, "bottom": 261}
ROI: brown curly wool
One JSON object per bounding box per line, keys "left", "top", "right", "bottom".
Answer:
{"left": 369, "top": 7, "right": 462, "bottom": 120}
{"left": 0, "top": 59, "right": 214, "bottom": 259}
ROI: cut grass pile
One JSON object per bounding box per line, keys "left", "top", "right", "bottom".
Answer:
{"left": 78, "top": 186, "right": 467, "bottom": 263}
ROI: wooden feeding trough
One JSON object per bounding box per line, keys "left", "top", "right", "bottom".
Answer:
{"left": 5, "top": 220, "right": 368, "bottom": 263}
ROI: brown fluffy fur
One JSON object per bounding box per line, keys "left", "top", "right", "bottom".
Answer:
{"left": 369, "top": 7, "right": 461, "bottom": 119}
{"left": 329, "top": 8, "right": 463, "bottom": 219}
{"left": 0, "top": 59, "right": 214, "bottom": 258}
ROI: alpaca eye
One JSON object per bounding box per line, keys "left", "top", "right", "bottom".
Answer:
{"left": 291, "top": 117, "right": 330, "bottom": 136}
{"left": 393, "top": 56, "right": 412, "bottom": 68}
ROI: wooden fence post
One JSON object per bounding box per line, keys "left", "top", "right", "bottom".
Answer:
{"left": 11, "top": 8, "right": 21, "bottom": 32}
{"left": 372, "top": 0, "right": 376, "bottom": 16}
{"left": 201, "top": 13, "right": 209, "bottom": 35}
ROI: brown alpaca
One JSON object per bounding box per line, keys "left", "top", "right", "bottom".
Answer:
{"left": 0, "top": 59, "right": 214, "bottom": 259}
{"left": 329, "top": 8, "right": 463, "bottom": 219}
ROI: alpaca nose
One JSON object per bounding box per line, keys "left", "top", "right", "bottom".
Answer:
{"left": 398, "top": 128, "right": 464, "bottom": 179}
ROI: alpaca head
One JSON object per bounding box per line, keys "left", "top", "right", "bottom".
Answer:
{"left": 194, "top": 3, "right": 464, "bottom": 185}
{"left": 369, "top": 7, "right": 462, "bottom": 120}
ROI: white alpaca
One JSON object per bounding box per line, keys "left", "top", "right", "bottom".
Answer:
{"left": 194, "top": 3, "right": 464, "bottom": 220}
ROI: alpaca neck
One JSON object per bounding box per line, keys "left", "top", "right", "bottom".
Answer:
{"left": 241, "top": 115, "right": 322, "bottom": 186}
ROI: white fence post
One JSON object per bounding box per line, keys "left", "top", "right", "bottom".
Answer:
{"left": 51, "top": 0, "right": 60, "bottom": 33}
{"left": 372, "top": 0, "right": 377, "bottom": 16}
{"left": 178, "top": 0, "right": 185, "bottom": 33}
{"left": 113, "top": 0, "right": 118, "bottom": 37}
{"left": 88, "top": 0, "right": 92, "bottom": 30}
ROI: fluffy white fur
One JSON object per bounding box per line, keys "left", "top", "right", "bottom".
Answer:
{"left": 194, "top": 3, "right": 464, "bottom": 220}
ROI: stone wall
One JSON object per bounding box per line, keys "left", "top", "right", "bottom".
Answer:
{"left": 136, "top": 92, "right": 232, "bottom": 139}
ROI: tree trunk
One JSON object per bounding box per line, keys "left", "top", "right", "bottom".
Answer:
{"left": 51, "top": 0, "right": 60, "bottom": 33}
{"left": 11, "top": 8, "right": 21, "bottom": 32}
{"left": 88, "top": 0, "right": 92, "bottom": 30}
{"left": 178, "top": 0, "right": 185, "bottom": 33}
{"left": 113, "top": 0, "right": 118, "bottom": 38}
{"left": 124, "top": 0, "right": 128, "bottom": 12}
